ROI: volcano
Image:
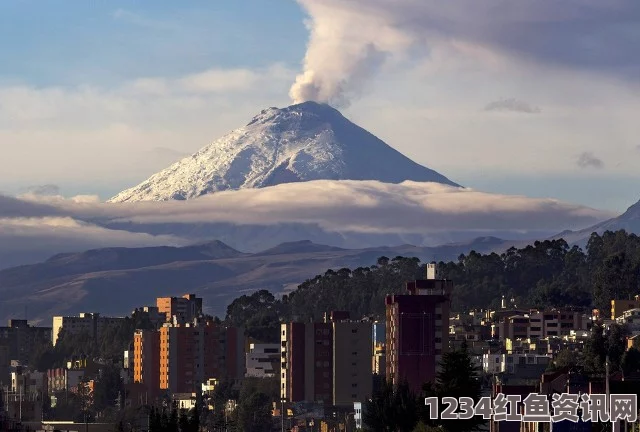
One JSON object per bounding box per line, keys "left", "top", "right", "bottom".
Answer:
{"left": 109, "top": 101, "right": 459, "bottom": 202}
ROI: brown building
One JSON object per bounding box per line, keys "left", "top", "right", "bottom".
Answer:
{"left": 133, "top": 319, "right": 244, "bottom": 397}
{"left": 280, "top": 313, "right": 373, "bottom": 407}
{"left": 333, "top": 321, "right": 373, "bottom": 407}
{"left": 156, "top": 294, "right": 203, "bottom": 324}
{"left": 494, "top": 309, "right": 590, "bottom": 340}
{"left": 385, "top": 263, "right": 452, "bottom": 394}
{"left": 133, "top": 330, "right": 160, "bottom": 398}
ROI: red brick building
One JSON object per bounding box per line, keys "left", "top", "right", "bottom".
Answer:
{"left": 385, "top": 263, "right": 453, "bottom": 394}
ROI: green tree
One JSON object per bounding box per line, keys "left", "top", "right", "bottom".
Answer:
{"left": 363, "top": 380, "right": 418, "bottom": 432}
{"left": 418, "top": 344, "right": 484, "bottom": 432}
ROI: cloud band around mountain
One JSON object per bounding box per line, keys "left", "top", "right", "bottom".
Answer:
{"left": 0, "top": 180, "right": 615, "bottom": 269}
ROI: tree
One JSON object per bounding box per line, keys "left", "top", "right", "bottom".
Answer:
{"left": 237, "top": 392, "right": 272, "bottom": 432}
{"left": 93, "top": 364, "right": 124, "bottom": 412}
{"left": 363, "top": 380, "right": 418, "bottom": 432}
{"left": 418, "top": 344, "right": 484, "bottom": 432}
{"left": 548, "top": 349, "right": 581, "bottom": 371}
{"left": 226, "top": 290, "right": 283, "bottom": 342}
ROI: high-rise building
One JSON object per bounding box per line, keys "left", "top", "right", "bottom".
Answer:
{"left": 133, "top": 330, "right": 160, "bottom": 397}
{"left": 385, "top": 263, "right": 453, "bottom": 394}
{"left": 156, "top": 294, "right": 203, "bottom": 324}
{"left": 133, "top": 319, "right": 244, "bottom": 396}
{"left": 0, "top": 320, "right": 51, "bottom": 363}
{"left": 280, "top": 312, "right": 373, "bottom": 407}
{"left": 333, "top": 321, "right": 373, "bottom": 406}
{"left": 52, "top": 313, "right": 125, "bottom": 346}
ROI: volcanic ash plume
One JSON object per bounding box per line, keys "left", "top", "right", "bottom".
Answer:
{"left": 289, "top": 0, "right": 411, "bottom": 107}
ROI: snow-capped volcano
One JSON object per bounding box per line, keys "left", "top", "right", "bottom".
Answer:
{"left": 109, "top": 101, "right": 459, "bottom": 203}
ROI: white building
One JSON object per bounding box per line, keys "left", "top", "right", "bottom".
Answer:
{"left": 52, "top": 313, "right": 125, "bottom": 345}
{"left": 483, "top": 353, "right": 502, "bottom": 374}
{"left": 173, "top": 393, "right": 197, "bottom": 410}
{"left": 482, "top": 353, "right": 552, "bottom": 374}
{"left": 245, "top": 343, "right": 280, "bottom": 378}
{"left": 616, "top": 308, "right": 640, "bottom": 335}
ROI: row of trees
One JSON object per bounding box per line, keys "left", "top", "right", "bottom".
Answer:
{"left": 226, "top": 231, "right": 640, "bottom": 343}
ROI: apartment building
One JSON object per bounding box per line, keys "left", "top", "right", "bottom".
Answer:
{"left": 616, "top": 308, "right": 640, "bottom": 335}
{"left": 11, "top": 367, "right": 47, "bottom": 395}
{"left": 281, "top": 321, "right": 332, "bottom": 404}
{"left": 156, "top": 294, "right": 203, "bottom": 324}
{"left": 333, "top": 321, "right": 373, "bottom": 407}
{"left": 133, "top": 330, "right": 160, "bottom": 396}
{"left": 132, "top": 319, "right": 244, "bottom": 396}
{"left": 493, "top": 309, "right": 589, "bottom": 341}
{"left": 52, "top": 313, "right": 125, "bottom": 345}
{"left": 611, "top": 296, "right": 640, "bottom": 320}
{"left": 280, "top": 313, "right": 373, "bottom": 407}
{"left": 0, "top": 320, "right": 51, "bottom": 363}
{"left": 385, "top": 263, "right": 452, "bottom": 393}
{"left": 246, "top": 343, "right": 280, "bottom": 378}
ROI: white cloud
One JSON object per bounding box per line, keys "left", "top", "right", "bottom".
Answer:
{"left": 0, "top": 180, "right": 616, "bottom": 268}
{"left": 290, "top": 0, "right": 640, "bottom": 106}
{"left": 111, "top": 9, "right": 178, "bottom": 31}
{"left": 16, "top": 180, "right": 612, "bottom": 233}
{"left": 0, "top": 65, "right": 296, "bottom": 188}
{"left": 0, "top": 216, "right": 187, "bottom": 269}
{"left": 484, "top": 98, "right": 541, "bottom": 114}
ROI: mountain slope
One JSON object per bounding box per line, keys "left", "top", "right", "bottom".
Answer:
{"left": 109, "top": 101, "right": 459, "bottom": 202}
{"left": 551, "top": 198, "right": 640, "bottom": 245}
{"left": 0, "top": 237, "right": 516, "bottom": 324}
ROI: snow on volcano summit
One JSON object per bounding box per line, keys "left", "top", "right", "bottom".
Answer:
{"left": 109, "top": 101, "right": 459, "bottom": 203}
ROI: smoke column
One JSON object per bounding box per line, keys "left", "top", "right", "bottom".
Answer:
{"left": 289, "top": 0, "right": 634, "bottom": 107}
{"left": 289, "top": 0, "right": 412, "bottom": 108}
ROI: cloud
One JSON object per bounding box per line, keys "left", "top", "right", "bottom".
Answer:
{"left": 290, "top": 0, "right": 640, "bottom": 106}
{"left": 0, "top": 180, "right": 616, "bottom": 268}
{"left": 129, "top": 64, "right": 295, "bottom": 96}
{"left": 576, "top": 152, "right": 605, "bottom": 169}
{"left": 0, "top": 216, "right": 186, "bottom": 269}
{"left": 24, "top": 184, "right": 61, "bottom": 196}
{"left": 14, "top": 180, "right": 612, "bottom": 232}
{"left": 111, "top": 9, "right": 178, "bottom": 31}
{"left": 0, "top": 64, "right": 295, "bottom": 188}
{"left": 484, "top": 98, "right": 541, "bottom": 114}
{"left": 148, "top": 147, "right": 190, "bottom": 161}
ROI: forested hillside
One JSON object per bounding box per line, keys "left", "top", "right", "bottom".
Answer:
{"left": 226, "top": 230, "right": 640, "bottom": 342}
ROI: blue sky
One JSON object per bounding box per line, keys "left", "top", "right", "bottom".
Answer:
{"left": 1, "top": 0, "right": 639, "bottom": 214}
{"left": 0, "top": 1, "right": 306, "bottom": 85}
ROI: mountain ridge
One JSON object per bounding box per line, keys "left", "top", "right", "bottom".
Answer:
{"left": 550, "top": 197, "right": 640, "bottom": 245}
{"left": 0, "top": 236, "right": 519, "bottom": 324}
{"left": 109, "top": 101, "right": 459, "bottom": 202}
